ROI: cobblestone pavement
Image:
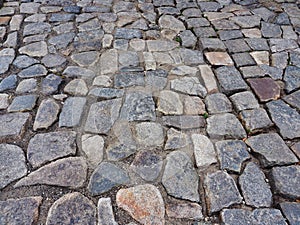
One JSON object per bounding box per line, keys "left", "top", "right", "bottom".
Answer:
{"left": 0, "top": 0, "right": 300, "bottom": 224}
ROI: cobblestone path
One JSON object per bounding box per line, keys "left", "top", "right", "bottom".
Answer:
{"left": 0, "top": 0, "right": 300, "bottom": 224}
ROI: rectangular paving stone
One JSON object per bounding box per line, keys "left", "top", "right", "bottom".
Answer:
{"left": 199, "top": 38, "right": 226, "bottom": 51}
{"left": 162, "top": 115, "right": 206, "bottom": 129}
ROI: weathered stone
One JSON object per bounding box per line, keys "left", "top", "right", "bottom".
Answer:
{"left": 284, "top": 66, "right": 300, "bottom": 94}
{"left": 46, "top": 192, "right": 96, "bottom": 225}
{"left": 216, "top": 140, "right": 250, "bottom": 173}
{"left": 270, "top": 39, "right": 298, "bottom": 53}
{"left": 116, "top": 184, "right": 165, "bottom": 225}
{"left": 135, "top": 122, "right": 164, "bottom": 148}
{"left": 8, "top": 95, "right": 38, "bottom": 112}
{"left": 16, "top": 78, "right": 37, "bottom": 94}
{"left": 170, "top": 77, "right": 207, "bottom": 98}
{"left": 0, "top": 113, "right": 29, "bottom": 138}
{"left": 199, "top": 38, "right": 226, "bottom": 51}
{"left": 183, "top": 96, "right": 206, "bottom": 115}
{"left": 97, "top": 198, "right": 117, "bottom": 225}
{"left": 166, "top": 202, "right": 203, "bottom": 220}
{"left": 205, "top": 52, "right": 234, "bottom": 66}
{"left": 23, "top": 23, "right": 51, "bottom": 36}
{"left": 115, "top": 28, "right": 142, "bottom": 39}
{"left": 81, "top": 134, "right": 104, "bottom": 168}
{"left": 230, "top": 91, "right": 259, "bottom": 112}
{"left": 93, "top": 75, "right": 112, "bottom": 87}
{"left": 27, "top": 131, "right": 76, "bottom": 168}
{"left": 162, "top": 151, "right": 200, "bottom": 202}
{"left": 0, "top": 197, "right": 42, "bottom": 225}
{"left": 207, "top": 113, "right": 247, "bottom": 139}
{"left": 199, "top": 65, "right": 219, "bottom": 94}
{"left": 147, "top": 40, "right": 179, "bottom": 52}
{"left": 0, "top": 48, "right": 15, "bottom": 74}
{"left": 280, "top": 202, "right": 300, "bottom": 225}
{"left": 221, "top": 209, "right": 252, "bottom": 225}
{"left": 205, "top": 171, "right": 242, "bottom": 213}
{"left": 215, "top": 66, "right": 248, "bottom": 94}
{"left": 64, "top": 79, "right": 88, "bottom": 96}
{"left": 192, "top": 134, "right": 217, "bottom": 168}
{"left": 42, "top": 74, "right": 62, "bottom": 95}
{"left": 253, "top": 209, "right": 288, "bottom": 225}
{"left": 245, "top": 133, "right": 298, "bottom": 168}
{"left": 179, "top": 49, "right": 203, "bottom": 66}
{"left": 18, "top": 64, "right": 47, "bottom": 78}
{"left": 240, "top": 66, "right": 265, "bottom": 78}
{"left": 0, "top": 74, "right": 17, "bottom": 91}
{"left": 85, "top": 98, "right": 122, "bottom": 134}
{"left": 14, "top": 157, "right": 87, "bottom": 188}
{"left": 157, "top": 90, "right": 183, "bottom": 115}
{"left": 219, "top": 30, "right": 243, "bottom": 40}
{"left": 41, "top": 54, "right": 66, "bottom": 68}
{"left": 240, "top": 108, "right": 273, "bottom": 131}
{"left": 119, "top": 51, "right": 139, "bottom": 67}
{"left": 63, "top": 66, "right": 96, "bottom": 79}
{"left": 98, "top": 49, "right": 118, "bottom": 75}
{"left": 165, "top": 128, "right": 189, "bottom": 150}
{"left": 250, "top": 51, "right": 269, "bottom": 65}
{"left": 130, "top": 150, "right": 163, "bottom": 181}
{"left": 230, "top": 15, "right": 261, "bottom": 28}
{"left": 261, "top": 22, "right": 282, "bottom": 38}
{"left": 205, "top": 93, "right": 232, "bottom": 114}
{"left": 158, "top": 14, "right": 185, "bottom": 32}
{"left": 225, "top": 39, "right": 251, "bottom": 53}
{"left": 88, "top": 88, "right": 124, "bottom": 99}
{"left": 271, "top": 165, "right": 300, "bottom": 199}
{"left": 162, "top": 115, "right": 206, "bottom": 129}
{"left": 247, "top": 77, "right": 280, "bottom": 102}
{"left": 120, "top": 92, "right": 155, "bottom": 122}
{"left": 88, "top": 162, "right": 130, "bottom": 195}
{"left": 180, "top": 30, "right": 197, "bottom": 48}
{"left": 239, "top": 162, "right": 272, "bottom": 207}
{"left": 18, "top": 41, "right": 48, "bottom": 57}
{"left": 59, "top": 97, "right": 86, "bottom": 127}
{"left": 0, "top": 94, "right": 9, "bottom": 109}
{"left": 13, "top": 55, "right": 39, "bottom": 69}
{"left": 145, "top": 69, "right": 167, "bottom": 90}
{"left": 267, "top": 100, "right": 300, "bottom": 139}
{"left": 0, "top": 144, "right": 27, "bottom": 189}
{"left": 34, "top": 99, "right": 60, "bottom": 130}
{"left": 232, "top": 52, "right": 256, "bottom": 67}
{"left": 48, "top": 32, "right": 75, "bottom": 49}
{"left": 114, "top": 72, "right": 144, "bottom": 88}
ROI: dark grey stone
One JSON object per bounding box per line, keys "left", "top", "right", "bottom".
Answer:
{"left": 252, "top": 7, "right": 276, "bottom": 22}
{"left": 251, "top": 209, "right": 287, "bottom": 225}
{"left": 271, "top": 165, "right": 300, "bottom": 199}
{"left": 241, "top": 66, "right": 265, "bottom": 78}
{"left": 245, "top": 38, "right": 269, "bottom": 51}
{"left": 0, "top": 144, "right": 27, "bottom": 189}
{"left": 204, "top": 171, "right": 242, "bottom": 213}
{"left": 14, "top": 157, "right": 87, "bottom": 188}
{"left": 215, "top": 140, "right": 250, "bottom": 173}
{"left": 205, "top": 93, "right": 232, "bottom": 114}
{"left": 0, "top": 74, "right": 17, "bottom": 91}
{"left": 18, "top": 64, "right": 47, "bottom": 78}
{"left": 145, "top": 69, "right": 168, "bottom": 90}
{"left": 48, "top": 32, "right": 75, "bottom": 49}
{"left": 120, "top": 92, "right": 156, "bottom": 122}
{"left": 207, "top": 113, "right": 247, "bottom": 139}
{"left": 240, "top": 108, "right": 273, "bottom": 132}
{"left": 198, "top": 2, "right": 221, "bottom": 12}
{"left": 221, "top": 209, "right": 252, "bottom": 225}
{"left": 0, "top": 113, "right": 30, "bottom": 138}
{"left": 284, "top": 66, "right": 300, "bottom": 93}
{"left": 232, "top": 52, "right": 256, "bottom": 67}
{"left": 42, "top": 74, "right": 62, "bottom": 95}
{"left": 13, "top": 55, "right": 39, "bottom": 69}
{"left": 290, "top": 52, "right": 300, "bottom": 67}
{"left": 275, "top": 12, "right": 290, "bottom": 25}
{"left": 225, "top": 39, "right": 251, "bottom": 53}
{"left": 27, "top": 131, "right": 76, "bottom": 168}
{"left": 114, "top": 72, "right": 145, "bottom": 88}
{"left": 63, "top": 5, "right": 81, "bottom": 13}
{"left": 106, "top": 142, "right": 136, "bottom": 161}
{"left": 230, "top": 91, "right": 259, "bottom": 112}
{"left": 23, "top": 22, "right": 51, "bottom": 36}
{"left": 88, "top": 88, "right": 125, "bottom": 99}
{"left": 162, "top": 115, "right": 206, "bottom": 129}
{"left": 215, "top": 66, "right": 248, "bottom": 95}
{"left": 165, "top": 128, "right": 189, "bottom": 150}
{"left": 194, "top": 27, "right": 217, "bottom": 38}
{"left": 239, "top": 162, "right": 272, "bottom": 207}
{"left": 162, "top": 151, "right": 200, "bottom": 202}
{"left": 8, "top": 95, "right": 38, "bottom": 112}
{"left": 261, "top": 22, "right": 282, "bottom": 38}
{"left": 131, "top": 151, "right": 163, "bottom": 182}
{"left": 199, "top": 38, "right": 226, "bottom": 51}
{"left": 88, "top": 162, "right": 130, "bottom": 195}
{"left": 267, "top": 100, "right": 300, "bottom": 139}
{"left": 245, "top": 133, "right": 298, "bottom": 168}
{"left": 85, "top": 98, "right": 122, "bottom": 134}
{"left": 115, "top": 28, "right": 142, "bottom": 39}
{"left": 59, "top": 97, "right": 86, "bottom": 127}
{"left": 180, "top": 30, "right": 197, "bottom": 48}
{"left": 46, "top": 192, "right": 96, "bottom": 225}
{"left": 284, "top": 90, "right": 300, "bottom": 110}
{"left": 0, "top": 197, "right": 42, "bottom": 225}
{"left": 230, "top": 15, "right": 261, "bottom": 28}
{"left": 270, "top": 39, "right": 298, "bottom": 53}
{"left": 179, "top": 48, "right": 205, "bottom": 66}
{"left": 49, "top": 13, "right": 75, "bottom": 22}
{"left": 63, "top": 66, "right": 95, "bottom": 79}
{"left": 218, "top": 30, "right": 243, "bottom": 40}
{"left": 157, "top": 7, "right": 180, "bottom": 15}
{"left": 280, "top": 202, "right": 300, "bottom": 225}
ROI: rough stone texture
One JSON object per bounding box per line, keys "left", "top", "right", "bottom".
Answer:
{"left": 239, "top": 108, "right": 273, "bottom": 131}
{"left": 280, "top": 202, "right": 300, "bottom": 225}
{"left": 271, "top": 165, "right": 300, "bottom": 199}
{"left": 120, "top": 92, "right": 156, "bottom": 122}
{"left": 205, "top": 171, "right": 242, "bottom": 213}
{"left": 85, "top": 98, "right": 122, "bottom": 134}
{"left": 170, "top": 77, "right": 207, "bottom": 98}
{"left": 284, "top": 66, "right": 300, "bottom": 94}
{"left": 162, "top": 151, "right": 200, "bottom": 202}
{"left": 46, "top": 192, "right": 96, "bottom": 225}
{"left": 205, "top": 52, "right": 234, "bottom": 66}
{"left": 81, "top": 134, "right": 104, "bottom": 169}
{"left": 27, "top": 131, "right": 76, "bottom": 168}
{"left": 251, "top": 209, "right": 288, "bottom": 225}
{"left": 59, "top": 97, "right": 86, "bottom": 128}
{"left": 0, "top": 94, "right": 9, "bottom": 109}
{"left": 0, "top": 197, "right": 42, "bottom": 225}
{"left": 64, "top": 79, "right": 88, "bottom": 96}
{"left": 248, "top": 77, "right": 280, "bottom": 102}
{"left": 215, "top": 140, "right": 250, "bottom": 173}
{"left": 205, "top": 93, "right": 232, "bottom": 114}
{"left": 230, "top": 91, "right": 259, "bottom": 112}
{"left": 0, "top": 112, "right": 29, "bottom": 138}
{"left": 165, "top": 128, "right": 189, "bottom": 150}
{"left": 7, "top": 95, "right": 38, "bottom": 112}
{"left": 166, "top": 202, "right": 203, "bottom": 220}
{"left": 221, "top": 209, "right": 252, "bottom": 225}
{"left": 0, "top": 74, "right": 17, "bottom": 91}
{"left": 88, "top": 162, "right": 130, "bottom": 196}
{"left": 117, "top": 184, "right": 165, "bottom": 225}
{"left": 284, "top": 90, "right": 300, "bottom": 111}
{"left": 42, "top": 74, "right": 62, "bottom": 95}
{"left": 157, "top": 90, "right": 183, "bottom": 115}
{"left": 207, "top": 113, "right": 246, "bottom": 139}
{"left": 162, "top": 115, "right": 206, "bottom": 129}
{"left": 135, "top": 122, "right": 164, "bottom": 147}
{"left": 97, "top": 198, "right": 117, "bottom": 225}
{"left": 239, "top": 162, "right": 272, "bottom": 207}
{"left": 15, "top": 157, "right": 87, "bottom": 188}
{"left": 192, "top": 134, "right": 217, "bottom": 168}
{"left": 267, "top": 100, "right": 300, "bottom": 139}
{"left": 33, "top": 99, "right": 60, "bottom": 130}
{"left": 245, "top": 133, "right": 298, "bottom": 168}
{"left": 0, "top": 144, "right": 27, "bottom": 189}
{"left": 18, "top": 41, "right": 48, "bottom": 57}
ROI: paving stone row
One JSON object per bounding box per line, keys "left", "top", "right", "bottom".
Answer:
{"left": 0, "top": 0, "right": 300, "bottom": 224}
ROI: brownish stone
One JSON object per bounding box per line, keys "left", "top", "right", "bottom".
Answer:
{"left": 116, "top": 184, "right": 165, "bottom": 225}
{"left": 166, "top": 202, "right": 203, "bottom": 220}
{"left": 204, "top": 52, "right": 234, "bottom": 66}
{"left": 248, "top": 77, "right": 280, "bottom": 102}
{"left": 0, "top": 16, "right": 11, "bottom": 25}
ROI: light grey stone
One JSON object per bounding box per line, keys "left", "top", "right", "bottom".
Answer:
{"left": 18, "top": 41, "right": 48, "bottom": 57}
{"left": 97, "top": 198, "right": 117, "bottom": 225}
{"left": 205, "top": 93, "right": 232, "bottom": 114}
{"left": 59, "top": 97, "right": 86, "bottom": 127}
{"left": 8, "top": 95, "right": 38, "bottom": 112}
{"left": 0, "top": 113, "right": 30, "bottom": 138}
{"left": 157, "top": 90, "right": 183, "bottom": 115}
{"left": 18, "top": 64, "right": 47, "bottom": 78}
{"left": 230, "top": 91, "right": 259, "bottom": 112}
{"left": 64, "top": 79, "right": 88, "bottom": 96}
{"left": 170, "top": 77, "right": 207, "bottom": 98}
{"left": 165, "top": 128, "right": 189, "bottom": 150}
{"left": 135, "top": 122, "right": 164, "bottom": 147}
{"left": 34, "top": 99, "right": 60, "bottom": 130}
{"left": 81, "top": 134, "right": 104, "bottom": 168}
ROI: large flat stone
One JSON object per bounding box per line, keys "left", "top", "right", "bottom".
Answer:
{"left": 0, "top": 113, "right": 30, "bottom": 138}
{"left": 245, "top": 133, "right": 298, "bottom": 168}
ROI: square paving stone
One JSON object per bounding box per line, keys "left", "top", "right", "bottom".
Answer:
{"left": 215, "top": 66, "right": 248, "bottom": 95}
{"left": 205, "top": 93, "right": 232, "bottom": 114}
{"left": 7, "top": 95, "right": 38, "bottom": 112}
{"left": 239, "top": 108, "right": 273, "bottom": 132}
{"left": 232, "top": 52, "right": 256, "bottom": 67}
{"left": 248, "top": 77, "right": 280, "bottom": 102}
{"left": 0, "top": 113, "right": 30, "bottom": 138}
{"left": 240, "top": 66, "right": 265, "bottom": 78}
{"left": 205, "top": 52, "right": 234, "bottom": 66}
{"left": 245, "top": 133, "right": 298, "bottom": 168}
{"left": 225, "top": 39, "right": 251, "bottom": 53}
{"left": 218, "top": 30, "right": 243, "bottom": 40}
{"left": 230, "top": 91, "right": 259, "bottom": 112}
{"left": 194, "top": 27, "right": 217, "bottom": 38}
{"left": 245, "top": 38, "right": 269, "bottom": 51}
{"left": 199, "top": 38, "right": 226, "bottom": 51}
